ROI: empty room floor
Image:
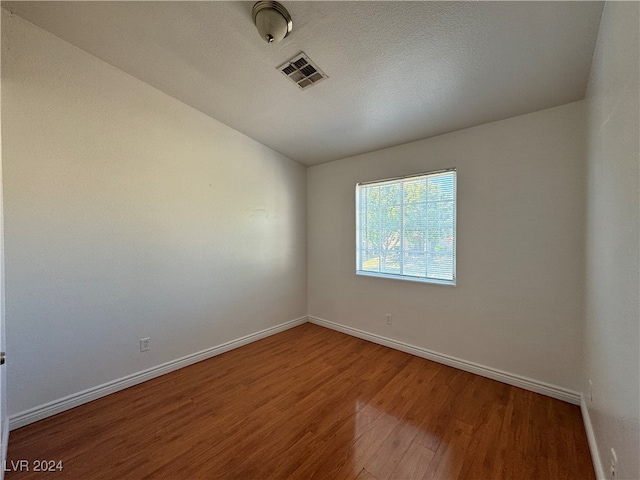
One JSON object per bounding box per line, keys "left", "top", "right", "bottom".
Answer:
{"left": 6, "top": 323, "right": 593, "bottom": 479}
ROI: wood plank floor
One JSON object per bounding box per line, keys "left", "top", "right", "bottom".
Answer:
{"left": 6, "top": 323, "right": 594, "bottom": 479}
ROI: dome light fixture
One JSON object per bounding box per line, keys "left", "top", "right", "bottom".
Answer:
{"left": 252, "top": 1, "right": 292, "bottom": 44}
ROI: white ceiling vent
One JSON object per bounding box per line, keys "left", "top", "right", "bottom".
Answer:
{"left": 277, "top": 52, "right": 328, "bottom": 90}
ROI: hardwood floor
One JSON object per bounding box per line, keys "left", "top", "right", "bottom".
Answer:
{"left": 6, "top": 323, "right": 594, "bottom": 479}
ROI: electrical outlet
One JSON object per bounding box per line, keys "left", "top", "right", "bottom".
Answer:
{"left": 386, "top": 314, "right": 392, "bottom": 325}
{"left": 140, "top": 337, "right": 150, "bottom": 352}
{"left": 609, "top": 448, "right": 617, "bottom": 478}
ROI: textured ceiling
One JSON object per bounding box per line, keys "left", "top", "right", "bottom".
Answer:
{"left": 3, "top": 1, "right": 604, "bottom": 166}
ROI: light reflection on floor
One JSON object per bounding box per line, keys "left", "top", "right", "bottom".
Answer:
{"left": 344, "top": 399, "right": 467, "bottom": 479}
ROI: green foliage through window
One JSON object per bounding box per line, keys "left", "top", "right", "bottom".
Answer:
{"left": 356, "top": 170, "right": 456, "bottom": 284}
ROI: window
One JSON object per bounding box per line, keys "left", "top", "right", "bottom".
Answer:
{"left": 356, "top": 169, "right": 456, "bottom": 285}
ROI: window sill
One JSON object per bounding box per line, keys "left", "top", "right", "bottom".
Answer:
{"left": 355, "top": 270, "right": 456, "bottom": 286}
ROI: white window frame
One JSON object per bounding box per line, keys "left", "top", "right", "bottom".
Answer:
{"left": 355, "top": 168, "right": 457, "bottom": 285}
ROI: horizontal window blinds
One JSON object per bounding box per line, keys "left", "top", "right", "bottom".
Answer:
{"left": 356, "top": 170, "right": 456, "bottom": 284}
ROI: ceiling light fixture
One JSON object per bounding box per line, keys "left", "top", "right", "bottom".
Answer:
{"left": 252, "top": 1, "right": 292, "bottom": 44}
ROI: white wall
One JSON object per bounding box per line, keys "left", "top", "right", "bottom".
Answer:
{"left": 584, "top": 2, "right": 639, "bottom": 479}
{"left": 308, "top": 101, "right": 586, "bottom": 393}
{"left": 1, "top": 12, "right": 307, "bottom": 418}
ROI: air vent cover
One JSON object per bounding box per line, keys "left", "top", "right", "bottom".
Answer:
{"left": 277, "top": 52, "right": 328, "bottom": 90}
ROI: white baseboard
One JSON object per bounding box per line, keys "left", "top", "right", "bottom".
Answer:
{"left": 9, "top": 316, "right": 308, "bottom": 430}
{"left": 581, "top": 393, "right": 605, "bottom": 480}
{"left": 10, "top": 315, "right": 582, "bottom": 431}
{"left": 308, "top": 316, "right": 580, "bottom": 405}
